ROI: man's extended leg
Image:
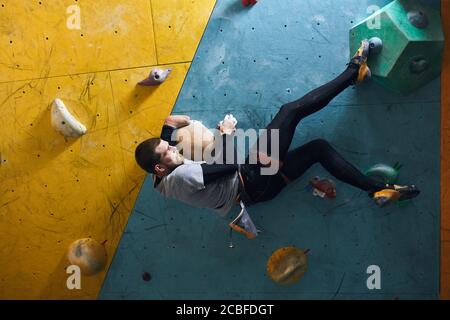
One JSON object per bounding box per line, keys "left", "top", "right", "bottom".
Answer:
{"left": 241, "top": 41, "right": 372, "bottom": 204}
{"left": 262, "top": 63, "right": 358, "bottom": 161}
{"left": 242, "top": 63, "right": 363, "bottom": 203}
{"left": 255, "top": 40, "right": 371, "bottom": 162}
{"left": 281, "top": 139, "right": 386, "bottom": 193}
{"left": 244, "top": 139, "right": 420, "bottom": 206}
{"left": 279, "top": 139, "right": 420, "bottom": 206}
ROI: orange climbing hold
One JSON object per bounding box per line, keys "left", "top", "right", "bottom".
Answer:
{"left": 266, "top": 247, "right": 308, "bottom": 285}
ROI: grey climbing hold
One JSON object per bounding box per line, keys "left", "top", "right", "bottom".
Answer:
{"left": 368, "top": 37, "right": 383, "bottom": 55}
{"left": 138, "top": 68, "right": 172, "bottom": 86}
{"left": 407, "top": 10, "right": 429, "bottom": 29}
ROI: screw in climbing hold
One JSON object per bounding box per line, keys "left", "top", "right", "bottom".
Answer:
{"left": 309, "top": 176, "right": 337, "bottom": 199}
{"left": 368, "top": 37, "right": 383, "bottom": 55}
{"left": 410, "top": 56, "right": 429, "bottom": 74}
{"left": 365, "top": 162, "right": 402, "bottom": 184}
{"left": 407, "top": 10, "right": 429, "bottom": 29}
{"left": 138, "top": 68, "right": 172, "bottom": 86}
{"left": 266, "top": 247, "right": 308, "bottom": 286}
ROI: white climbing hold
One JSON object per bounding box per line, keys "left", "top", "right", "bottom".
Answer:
{"left": 138, "top": 68, "right": 172, "bottom": 86}
{"left": 51, "top": 98, "right": 87, "bottom": 138}
{"left": 218, "top": 114, "right": 238, "bottom": 135}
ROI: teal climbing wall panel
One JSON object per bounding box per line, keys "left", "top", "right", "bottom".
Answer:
{"left": 100, "top": 0, "right": 441, "bottom": 299}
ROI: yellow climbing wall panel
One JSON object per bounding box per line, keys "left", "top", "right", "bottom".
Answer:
{"left": 0, "top": 0, "right": 157, "bottom": 82}
{"left": 0, "top": 66, "right": 189, "bottom": 300}
{"left": 152, "top": 0, "right": 217, "bottom": 64}
{"left": 0, "top": 0, "right": 216, "bottom": 299}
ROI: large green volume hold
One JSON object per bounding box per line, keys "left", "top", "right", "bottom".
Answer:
{"left": 350, "top": 0, "right": 444, "bottom": 94}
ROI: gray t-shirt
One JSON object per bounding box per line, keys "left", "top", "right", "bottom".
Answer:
{"left": 154, "top": 159, "right": 240, "bottom": 217}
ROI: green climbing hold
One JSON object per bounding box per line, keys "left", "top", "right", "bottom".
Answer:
{"left": 365, "top": 162, "right": 402, "bottom": 184}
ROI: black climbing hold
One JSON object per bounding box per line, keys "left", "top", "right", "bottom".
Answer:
{"left": 410, "top": 56, "right": 429, "bottom": 74}
{"left": 408, "top": 10, "right": 429, "bottom": 29}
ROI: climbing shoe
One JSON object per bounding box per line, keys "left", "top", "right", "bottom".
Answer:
{"left": 373, "top": 184, "right": 420, "bottom": 208}
{"left": 350, "top": 39, "right": 372, "bottom": 82}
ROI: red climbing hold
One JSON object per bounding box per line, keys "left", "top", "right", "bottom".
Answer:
{"left": 310, "top": 177, "right": 337, "bottom": 199}
{"left": 242, "top": 0, "right": 257, "bottom": 7}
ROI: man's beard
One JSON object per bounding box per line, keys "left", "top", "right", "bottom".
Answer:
{"left": 170, "top": 150, "right": 184, "bottom": 166}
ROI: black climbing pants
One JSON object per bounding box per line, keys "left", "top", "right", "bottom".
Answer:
{"left": 240, "top": 63, "right": 386, "bottom": 205}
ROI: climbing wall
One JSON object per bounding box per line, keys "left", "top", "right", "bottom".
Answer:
{"left": 0, "top": 0, "right": 216, "bottom": 299}
{"left": 100, "top": 0, "right": 442, "bottom": 299}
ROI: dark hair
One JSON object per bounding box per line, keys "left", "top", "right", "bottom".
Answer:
{"left": 135, "top": 138, "right": 162, "bottom": 174}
